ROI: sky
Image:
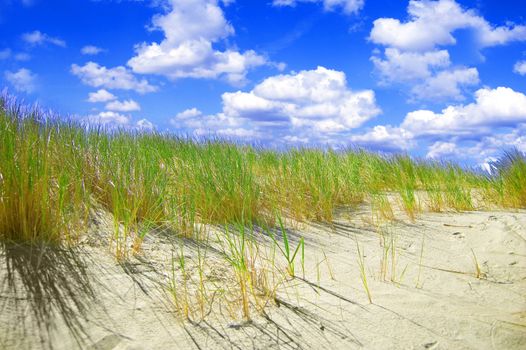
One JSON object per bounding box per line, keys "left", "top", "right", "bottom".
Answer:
{"left": 1, "top": 0, "right": 525, "bottom": 166}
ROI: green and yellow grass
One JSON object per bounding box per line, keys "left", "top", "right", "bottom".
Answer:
{"left": 2, "top": 94, "right": 526, "bottom": 325}
{"left": 1, "top": 95, "right": 525, "bottom": 249}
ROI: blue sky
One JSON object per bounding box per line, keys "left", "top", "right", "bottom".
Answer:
{"left": 1, "top": 0, "right": 525, "bottom": 165}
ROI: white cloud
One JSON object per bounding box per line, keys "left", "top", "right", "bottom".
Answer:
{"left": 410, "top": 67, "right": 479, "bottom": 101}
{"left": 476, "top": 126, "right": 526, "bottom": 154}
{"left": 81, "top": 45, "right": 105, "bottom": 55}
{"left": 87, "top": 111, "right": 130, "bottom": 125}
{"left": 22, "top": 30, "right": 66, "bottom": 47}
{"left": 371, "top": 48, "right": 450, "bottom": 83}
{"left": 370, "top": 42, "right": 479, "bottom": 103}
{"left": 514, "top": 60, "right": 526, "bottom": 76}
{"left": 426, "top": 141, "right": 457, "bottom": 158}
{"left": 368, "top": 0, "right": 526, "bottom": 102}
{"left": 87, "top": 89, "right": 117, "bottom": 103}
{"left": 369, "top": 0, "right": 526, "bottom": 51}
{"left": 344, "top": 86, "right": 526, "bottom": 161}
{"left": 272, "top": 0, "right": 364, "bottom": 14}
{"left": 401, "top": 87, "right": 526, "bottom": 137}
{"left": 127, "top": 0, "right": 268, "bottom": 85}
{"left": 85, "top": 112, "right": 154, "bottom": 130}
{"left": 424, "top": 125, "right": 526, "bottom": 163}
{"left": 481, "top": 157, "right": 499, "bottom": 174}
{"left": 151, "top": 0, "right": 234, "bottom": 44}
{"left": 71, "top": 61, "right": 157, "bottom": 93}
{"left": 4, "top": 68, "right": 37, "bottom": 93}
{"left": 170, "top": 108, "right": 252, "bottom": 137}
{"left": 370, "top": 48, "right": 480, "bottom": 101}
{"left": 224, "top": 67, "right": 380, "bottom": 132}
{"left": 105, "top": 99, "right": 141, "bottom": 112}
{"left": 282, "top": 135, "right": 309, "bottom": 144}
{"left": 136, "top": 118, "right": 155, "bottom": 130}
{"left": 215, "top": 127, "right": 261, "bottom": 138}
{"left": 170, "top": 107, "right": 203, "bottom": 126}
{"left": 171, "top": 67, "right": 381, "bottom": 144}
{"left": 350, "top": 125, "right": 414, "bottom": 151}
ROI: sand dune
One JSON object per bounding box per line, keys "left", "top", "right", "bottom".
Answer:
{"left": 1, "top": 207, "right": 525, "bottom": 349}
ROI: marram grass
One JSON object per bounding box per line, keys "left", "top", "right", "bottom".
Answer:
{"left": 1, "top": 95, "right": 525, "bottom": 248}
{"left": 0, "top": 100, "right": 89, "bottom": 244}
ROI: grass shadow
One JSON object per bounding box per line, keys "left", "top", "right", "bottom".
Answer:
{"left": 0, "top": 242, "right": 98, "bottom": 349}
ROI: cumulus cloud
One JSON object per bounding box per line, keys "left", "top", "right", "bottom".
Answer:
{"left": 87, "top": 89, "right": 116, "bottom": 103}
{"left": 223, "top": 67, "right": 380, "bottom": 134}
{"left": 4, "top": 68, "right": 37, "bottom": 93}
{"left": 424, "top": 126, "right": 526, "bottom": 164}
{"left": 369, "top": 0, "right": 526, "bottom": 102}
{"left": 84, "top": 112, "right": 154, "bottom": 130}
{"left": 272, "top": 0, "right": 364, "bottom": 14}
{"left": 349, "top": 125, "right": 414, "bottom": 152}
{"left": 87, "top": 111, "right": 131, "bottom": 125}
{"left": 71, "top": 62, "right": 157, "bottom": 93}
{"left": 22, "top": 30, "right": 66, "bottom": 47}
{"left": 171, "top": 66, "right": 381, "bottom": 143}
{"left": 371, "top": 48, "right": 479, "bottom": 101}
{"left": 371, "top": 48, "right": 450, "bottom": 83}
{"left": 168, "top": 77, "right": 526, "bottom": 162}
{"left": 409, "top": 67, "right": 479, "bottom": 101}
{"left": 81, "top": 45, "right": 105, "bottom": 55}
{"left": 344, "top": 86, "right": 526, "bottom": 162}
{"left": 476, "top": 126, "right": 526, "bottom": 155}
{"left": 170, "top": 107, "right": 203, "bottom": 126}
{"left": 369, "top": 0, "right": 526, "bottom": 51}
{"left": 136, "top": 118, "right": 155, "bottom": 130}
{"left": 371, "top": 50, "right": 478, "bottom": 101}
{"left": 426, "top": 141, "right": 457, "bottom": 159}
{"left": 514, "top": 60, "right": 526, "bottom": 76}
{"left": 127, "top": 0, "right": 268, "bottom": 85}
{"left": 401, "top": 87, "right": 526, "bottom": 137}
{"left": 105, "top": 99, "right": 141, "bottom": 112}
{"left": 170, "top": 108, "right": 257, "bottom": 138}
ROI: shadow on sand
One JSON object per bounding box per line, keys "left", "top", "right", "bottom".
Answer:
{"left": 0, "top": 242, "right": 99, "bottom": 349}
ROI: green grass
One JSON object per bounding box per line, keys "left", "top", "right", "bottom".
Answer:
{"left": 1, "top": 94, "right": 525, "bottom": 252}
{"left": 0, "top": 101, "right": 89, "bottom": 244}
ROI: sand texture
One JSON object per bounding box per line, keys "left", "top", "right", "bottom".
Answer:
{"left": 1, "top": 207, "right": 525, "bottom": 349}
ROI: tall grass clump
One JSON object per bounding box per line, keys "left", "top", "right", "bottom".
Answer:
{"left": 0, "top": 97, "right": 89, "bottom": 244}
{"left": 494, "top": 150, "right": 526, "bottom": 208}
{"left": 260, "top": 149, "right": 365, "bottom": 222}
{"left": 173, "top": 142, "right": 261, "bottom": 225}
{"left": 83, "top": 132, "right": 172, "bottom": 257}
{"left": 392, "top": 156, "right": 420, "bottom": 220}
{"left": 1, "top": 93, "right": 525, "bottom": 251}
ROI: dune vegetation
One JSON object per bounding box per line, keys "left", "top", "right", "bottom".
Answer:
{"left": 1, "top": 95, "right": 525, "bottom": 248}
{"left": 1, "top": 94, "right": 526, "bottom": 323}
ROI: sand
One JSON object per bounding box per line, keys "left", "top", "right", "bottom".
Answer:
{"left": 1, "top": 206, "right": 525, "bottom": 349}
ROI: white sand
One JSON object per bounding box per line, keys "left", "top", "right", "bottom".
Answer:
{"left": 1, "top": 207, "right": 525, "bottom": 349}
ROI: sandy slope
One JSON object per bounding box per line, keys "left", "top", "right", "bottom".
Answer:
{"left": 1, "top": 207, "right": 525, "bottom": 349}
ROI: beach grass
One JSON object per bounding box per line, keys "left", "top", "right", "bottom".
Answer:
{"left": 1, "top": 95, "right": 525, "bottom": 251}
{"left": 5, "top": 95, "right": 526, "bottom": 322}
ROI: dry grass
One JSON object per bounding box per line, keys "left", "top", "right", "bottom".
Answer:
{"left": 1, "top": 94, "right": 525, "bottom": 321}
{"left": 2, "top": 94, "right": 525, "bottom": 250}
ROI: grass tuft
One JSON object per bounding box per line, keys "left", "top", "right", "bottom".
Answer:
{"left": 2, "top": 95, "right": 526, "bottom": 251}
